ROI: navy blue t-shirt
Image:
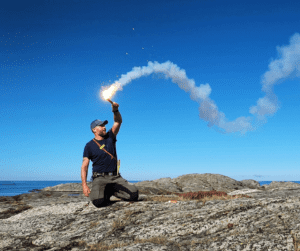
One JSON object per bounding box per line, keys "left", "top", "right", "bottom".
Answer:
{"left": 83, "top": 128, "right": 118, "bottom": 173}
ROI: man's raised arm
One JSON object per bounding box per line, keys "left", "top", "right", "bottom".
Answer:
{"left": 110, "top": 100, "right": 122, "bottom": 136}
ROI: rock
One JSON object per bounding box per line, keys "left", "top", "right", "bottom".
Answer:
{"left": 262, "top": 181, "right": 300, "bottom": 190}
{"left": 135, "top": 173, "right": 251, "bottom": 193}
{"left": 41, "top": 182, "right": 93, "bottom": 192}
{"left": 173, "top": 173, "right": 250, "bottom": 192}
{"left": 40, "top": 174, "right": 300, "bottom": 194}
{"left": 227, "top": 188, "right": 263, "bottom": 196}
{"left": 1, "top": 173, "right": 300, "bottom": 250}
{"left": 240, "top": 179, "right": 262, "bottom": 190}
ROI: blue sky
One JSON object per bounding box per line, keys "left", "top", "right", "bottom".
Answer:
{"left": 1, "top": 0, "right": 300, "bottom": 182}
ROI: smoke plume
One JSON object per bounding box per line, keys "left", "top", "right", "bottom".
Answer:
{"left": 249, "top": 33, "right": 300, "bottom": 119}
{"left": 107, "top": 33, "right": 300, "bottom": 135}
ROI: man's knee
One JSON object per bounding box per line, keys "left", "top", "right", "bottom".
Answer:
{"left": 92, "top": 198, "right": 106, "bottom": 208}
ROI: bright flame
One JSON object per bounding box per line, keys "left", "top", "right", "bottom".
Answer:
{"left": 101, "top": 83, "right": 118, "bottom": 100}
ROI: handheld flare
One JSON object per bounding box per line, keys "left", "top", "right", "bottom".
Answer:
{"left": 101, "top": 83, "right": 119, "bottom": 101}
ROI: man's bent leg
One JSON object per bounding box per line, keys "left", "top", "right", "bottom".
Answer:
{"left": 112, "top": 175, "right": 139, "bottom": 201}
{"left": 89, "top": 177, "right": 111, "bottom": 208}
{"left": 92, "top": 198, "right": 106, "bottom": 208}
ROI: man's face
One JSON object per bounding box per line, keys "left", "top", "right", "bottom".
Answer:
{"left": 93, "top": 124, "right": 106, "bottom": 136}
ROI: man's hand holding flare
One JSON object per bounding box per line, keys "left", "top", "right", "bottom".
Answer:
{"left": 107, "top": 99, "right": 119, "bottom": 112}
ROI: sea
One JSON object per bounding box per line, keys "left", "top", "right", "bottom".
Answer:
{"left": 1, "top": 180, "right": 300, "bottom": 197}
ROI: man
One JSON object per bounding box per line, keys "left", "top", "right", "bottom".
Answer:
{"left": 81, "top": 101, "right": 139, "bottom": 207}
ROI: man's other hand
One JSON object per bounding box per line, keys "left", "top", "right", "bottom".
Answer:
{"left": 83, "top": 185, "right": 91, "bottom": 197}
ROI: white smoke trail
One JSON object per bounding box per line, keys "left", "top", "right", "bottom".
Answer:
{"left": 104, "top": 33, "right": 300, "bottom": 135}
{"left": 249, "top": 33, "right": 300, "bottom": 119}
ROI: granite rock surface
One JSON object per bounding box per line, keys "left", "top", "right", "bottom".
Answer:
{"left": 1, "top": 173, "right": 300, "bottom": 251}
{"left": 40, "top": 173, "right": 263, "bottom": 194}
